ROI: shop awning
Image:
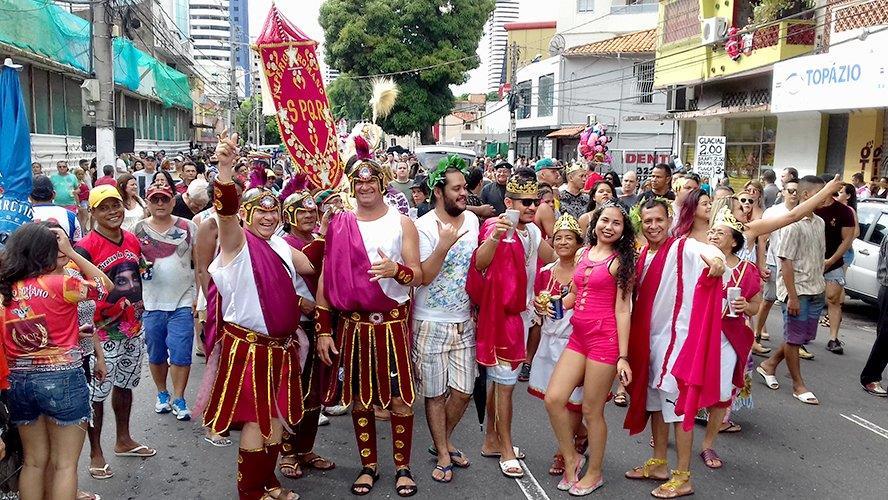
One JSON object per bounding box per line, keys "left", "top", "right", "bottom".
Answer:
{"left": 547, "top": 125, "right": 585, "bottom": 139}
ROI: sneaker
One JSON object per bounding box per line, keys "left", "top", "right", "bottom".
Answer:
{"left": 862, "top": 382, "right": 888, "bottom": 397}
{"left": 171, "top": 398, "right": 191, "bottom": 421}
{"left": 799, "top": 346, "right": 815, "bottom": 360}
{"left": 518, "top": 363, "right": 531, "bottom": 382}
{"left": 155, "top": 391, "right": 172, "bottom": 414}
{"left": 318, "top": 412, "right": 330, "bottom": 426}
{"left": 826, "top": 339, "right": 844, "bottom": 355}
{"left": 323, "top": 404, "right": 349, "bottom": 416}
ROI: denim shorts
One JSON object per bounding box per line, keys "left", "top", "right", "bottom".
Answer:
{"left": 8, "top": 368, "right": 91, "bottom": 426}
{"left": 824, "top": 267, "right": 845, "bottom": 286}
{"left": 144, "top": 307, "right": 195, "bottom": 366}
{"left": 487, "top": 362, "right": 521, "bottom": 386}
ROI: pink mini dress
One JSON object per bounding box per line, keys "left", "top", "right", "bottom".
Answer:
{"left": 567, "top": 249, "right": 620, "bottom": 365}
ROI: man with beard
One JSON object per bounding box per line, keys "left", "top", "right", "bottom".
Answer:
{"left": 276, "top": 174, "right": 336, "bottom": 480}
{"left": 76, "top": 185, "right": 156, "bottom": 480}
{"left": 623, "top": 198, "right": 725, "bottom": 499}
{"left": 471, "top": 167, "right": 555, "bottom": 479}
{"left": 559, "top": 162, "right": 589, "bottom": 220}
{"left": 412, "top": 156, "right": 479, "bottom": 483}
{"left": 204, "top": 132, "right": 313, "bottom": 500}
{"left": 315, "top": 137, "right": 423, "bottom": 497}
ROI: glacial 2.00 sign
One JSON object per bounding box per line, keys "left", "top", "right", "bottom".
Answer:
{"left": 694, "top": 136, "right": 726, "bottom": 179}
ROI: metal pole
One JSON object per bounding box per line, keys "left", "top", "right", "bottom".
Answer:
{"left": 229, "top": 7, "right": 238, "bottom": 130}
{"left": 508, "top": 41, "right": 518, "bottom": 164}
{"left": 93, "top": 0, "right": 116, "bottom": 167}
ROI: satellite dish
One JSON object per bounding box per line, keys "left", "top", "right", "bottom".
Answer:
{"left": 548, "top": 34, "right": 566, "bottom": 56}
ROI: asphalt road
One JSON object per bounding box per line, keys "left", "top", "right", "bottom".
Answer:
{"left": 78, "top": 299, "right": 888, "bottom": 499}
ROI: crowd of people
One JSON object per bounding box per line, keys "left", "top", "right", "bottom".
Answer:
{"left": 3, "top": 137, "right": 886, "bottom": 500}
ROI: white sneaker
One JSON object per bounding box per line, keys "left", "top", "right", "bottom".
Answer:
{"left": 318, "top": 412, "right": 330, "bottom": 426}
{"left": 323, "top": 404, "right": 349, "bottom": 416}
{"left": 171, "top": 398, "right": 192, "bottom": 421}
{"left": 155, "top": 391, "right": 172, "bottom": 414}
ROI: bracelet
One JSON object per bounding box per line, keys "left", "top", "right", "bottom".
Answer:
{"left": 618, "top": 355, "right": 629, "bottom": 361}
{"left": 213, "top": 179, "right": 240, "bottom": 217}
{"left": 394, "top": 263, "right": 414, "bottom": 286}
{"left": 314, "top": 306, "right": 334, "bottom": 337}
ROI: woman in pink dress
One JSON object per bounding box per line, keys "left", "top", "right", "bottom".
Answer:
{"left": 544, "top": 201, "right": 636, "bottom": 495}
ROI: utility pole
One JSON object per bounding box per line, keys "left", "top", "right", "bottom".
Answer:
{"left": 507, "top": 41, "right": 518, "bottom": 164}
{"left": 228, "top": 9, "right": 238, "bottom": 130}
{"left": 93, "top": 0, "right": 116, "bottom": 168}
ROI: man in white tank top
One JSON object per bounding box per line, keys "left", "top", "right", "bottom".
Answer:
{"left": 206, "top": 133, "right": 314, "bottom": 500}
{"left": 316, "top": 139, "right": 423, "bottom": 497}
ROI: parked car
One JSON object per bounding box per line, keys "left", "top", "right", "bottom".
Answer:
{"left": 845, "top": 198, "right": 888, "bottom": 304}
{"left": 414, "top": 145, "right": 476, "bottom": 174}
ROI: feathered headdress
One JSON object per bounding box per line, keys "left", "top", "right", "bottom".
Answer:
{"left": 370, "top": 78, "right": 399, "bottom": 123}
{"left": 279, "top": 172, "right": 309, "bottom": 202}
{"left": 247, "top": 163, "right": 268, "bottom": 191}
{"left": 353, "top": 134, "right": 372, "bottom": 161}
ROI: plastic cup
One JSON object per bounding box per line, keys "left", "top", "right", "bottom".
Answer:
{"left": 726, "top": 286, "right": 742, "bottom": 317}
{"left": 502, "top": 209, "right": 520, "bottom": 242}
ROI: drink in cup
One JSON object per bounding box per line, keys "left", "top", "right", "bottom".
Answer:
{"left": 502, "top": 209, "right": 520, "bottom": 242}
{"left": 726, "top": 286, "right": 742, "bottom": 317}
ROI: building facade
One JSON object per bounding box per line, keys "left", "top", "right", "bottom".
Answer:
{"left": 486, "top": 0, "right": 520, "bottom": 93}
{"left": 554, "top": 0, "right": 658, "bottom": 48}
{"left": 230, "top": 0, "right": 251, "bottom": 97}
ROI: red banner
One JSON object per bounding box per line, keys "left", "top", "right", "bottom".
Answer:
{"left": 256, "top": 6, "right": 343, "bottom": 189}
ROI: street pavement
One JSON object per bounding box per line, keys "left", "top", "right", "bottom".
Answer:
{"left": 78, "top": 299, "right": 888, "bottom": 499}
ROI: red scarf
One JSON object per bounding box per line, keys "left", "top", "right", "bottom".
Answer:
{"left": 467, "top": 219, "right": 528, "bottom": 369}
{"left": 624, "top": 236, "right": 679, "bottom": 435}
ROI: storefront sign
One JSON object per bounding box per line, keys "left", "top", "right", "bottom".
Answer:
{"left": 772, "top": 48, "right": 888, "bottom": 113}
{"left": 623, "top": 151, "right": 672, "bottom": 180}
{"left": 693, "top": 136, "right": 726, "bottom": 179}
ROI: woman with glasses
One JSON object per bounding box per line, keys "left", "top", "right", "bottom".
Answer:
{"left": 743, "top": 180, "right": 766, "bottom": 221}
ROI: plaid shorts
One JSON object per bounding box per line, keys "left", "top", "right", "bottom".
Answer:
{"left": 90, "top": 335, "right": 145, "bottom": 402}
{"left": 412, "top": 319, "right": 477, "bottom": 398}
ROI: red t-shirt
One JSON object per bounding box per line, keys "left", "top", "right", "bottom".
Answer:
{"left": 95, "top": 176, "right": 117, "bottom": 187}
{"left": 2, "top": 275, "right": 102, "bottom": 369}
{"left": 77, "top": 182, "right": 90, "bottom": 203}
{"left": 76, "top": 231, "right": 144, "bottom": 340}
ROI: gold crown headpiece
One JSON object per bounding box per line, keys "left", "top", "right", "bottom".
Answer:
{"left": 553, "top": 214, "right": 582, "bottom": 237}
{"left": 506, "top": 176, "right": 539, "bottom": 197}
{"left": 713, "top": 205, "right": 745, "bottom": 233}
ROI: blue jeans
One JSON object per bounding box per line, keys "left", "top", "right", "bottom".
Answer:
{"left": 144, "top": 307, "right": 194, "bottom": 366}
{"left": 8, "top": 368, "right": 90, "bottom": 426}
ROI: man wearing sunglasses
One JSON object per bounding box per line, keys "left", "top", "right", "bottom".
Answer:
{"left": 473, "top": 167, "right": 555, "bottom": 479}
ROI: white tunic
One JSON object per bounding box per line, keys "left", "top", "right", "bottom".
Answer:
{"left": 518, "top": 223, "right": 543, "bottom": 331}
{"left": 357, "top": 206, "right": 410, "bottom": 304}
{"left": 641, "top": 238, "right": 724, "bottom": 394}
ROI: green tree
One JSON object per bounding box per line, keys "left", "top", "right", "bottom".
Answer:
{"left": 320, "top": 0, "right": 494, "bottom": 144}
{"left": 236, "top": 95, "right": 283, "bottom": 145}
{"left": 486, "top": 90, "right": 500, "bottom": 102}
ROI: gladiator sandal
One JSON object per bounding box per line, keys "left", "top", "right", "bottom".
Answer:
{"left": 652, "top": 470, "right": 694, "bottom": 499}
{"left": 390, "top": 411, "right": 415, "bottom": 469}
{"left": 263, "top": 442, "right": 283, "bottom": 491}
{"left": 237, "top": 447, "right": 267, "bottom": 500}
{"left": 625, "top": 457, "right": 669, "bottom": 480}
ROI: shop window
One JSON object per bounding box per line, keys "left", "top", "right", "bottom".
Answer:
{"left": 634, "top": 62, "right": 654, "bottom": 104}
{"left": 538, "top": 74, "right": 554, "bottom": 117}
{"left": 65, "top": 78, "right": 83, "bottom": 137}
{"left": 32, "top": 68, "right": 50, "bottom": 134}
{"left": 724, "top": 116, "right": 777, "bottom": 187}
{"left": 680, "top": 120, "right": 697, "bottom": 167}
{"left": 577, "top": 0, "right": 594, "bottom": 13}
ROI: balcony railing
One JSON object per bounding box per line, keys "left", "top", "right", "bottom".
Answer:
{"left": 751, "top": 20, "right": 817, "bottom": 50}
{"left": 611, "top": 2, "right": 658, "bottom": 15}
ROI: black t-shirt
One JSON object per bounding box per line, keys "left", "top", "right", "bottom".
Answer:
{"left": 171, "top": 194, "right": 196, "bottom": 220}
{"left": 480, "top": 182, "right": 507, "bottom": 215}
{"left": 814, "top": 201, "right": 855, "bottom": 273}
{"left": 637, "top": 189, "right": 676, "bottom": 206}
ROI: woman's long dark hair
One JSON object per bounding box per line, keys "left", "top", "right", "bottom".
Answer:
{"left": 152, "top": 171, "right": 176, "bottom": 192}
{"left": 585, "top": 180, "right": 616, "bottom": 213}
{"left": 0, "top": 223, "right": 60, "bottom": 306}
{"left": 585, "top": 202, "right": 636, "bottom": 298}
{"left": 842, "top": 183, "right": 858, "bottom": 211}
{"left": 116, "top": 173, "right": 142, "bottom": 209}
{"left": 673, "top": 188, "right": 708, "bottom": 238}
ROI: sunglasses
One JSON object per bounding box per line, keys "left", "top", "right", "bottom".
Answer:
{"left": 785, "top": 188, "right": 797, "bottom": 195}
{"left": 511, "top": 198, "right": 541, "bottom": 207}
{"left": 735, "top": 197, "right": 754, "bottom": 204}
{"left": 149, "top": 196, "right": 171, "bottom": 204}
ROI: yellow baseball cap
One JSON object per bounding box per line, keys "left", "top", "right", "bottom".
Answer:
{"left": 88, "top": 184, "right": 123, "bottom": 208}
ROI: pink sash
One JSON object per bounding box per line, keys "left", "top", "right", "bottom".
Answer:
{"left": 245, "top": 230, "right": 302, "bottom": 337}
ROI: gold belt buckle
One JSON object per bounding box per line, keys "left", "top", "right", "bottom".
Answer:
{"left": 245, "top": 332, "right": 258, "bottom": 343}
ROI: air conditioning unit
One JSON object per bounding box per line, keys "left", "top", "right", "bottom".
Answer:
{"left": 586, "top": 114, "right": 597, "bottom": 126}
{"left": 701, "top": 17, "right": 728, "bottom": 45}
{"left": 666, "top": 86, "right": 688, "bottom": 113}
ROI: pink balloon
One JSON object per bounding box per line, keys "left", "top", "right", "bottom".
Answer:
{"left": 598, "top": 136, "right": 607, "bottom": 145}
{"left": 585, "top": 136, "right": 596, "bottom": 148}
{"left": 594, "top": 144, "right": 604, "bottom": 153}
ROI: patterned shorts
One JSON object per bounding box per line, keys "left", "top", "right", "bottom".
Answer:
{"left": 90, "top": 335, "right": 145, "bottom": 402}
{"left": 412, "top": 319, "right": 477, "bottom": 398}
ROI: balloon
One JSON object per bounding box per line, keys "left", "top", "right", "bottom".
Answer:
{"left": 603, "top": 146, "right": 609, "bottom": 152}
{"left": 580, "top": 129, "right": 590, "bottom": 142}
{"left": 585, "top": 136, "right": 596, "bottom": 148}
{"left": 598, "top": 136, "right": 607, "bottom": 145}
{"left": 594, "top": 145, "right": 604, "bottom": 153}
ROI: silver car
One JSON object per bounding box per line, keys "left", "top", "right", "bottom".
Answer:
{"left": 845, "top": 199, "right": 888, "bottom": 305}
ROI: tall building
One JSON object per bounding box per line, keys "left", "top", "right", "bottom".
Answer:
{"left": 189, "top": 0, "right": 233, "bottom": 101}
{"left": 230, "top": 0, "right": 251, "bottom": 97}
{"left": 486, "top": 0, "right": 519, "bottom": 93}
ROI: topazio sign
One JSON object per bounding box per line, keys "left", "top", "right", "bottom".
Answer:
{"left": 771, "top": 49, "right": 888, "bottom": 113}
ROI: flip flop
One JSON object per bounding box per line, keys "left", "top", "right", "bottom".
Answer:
{"left": 114, "top": 444, "right": 157, "bottom": 457}
{"left": 76, "top": 491, "right": 101, "bottom": 500}
{"left": 718, "top": 421, "right": 742, "bottom": 433}
{"left": 204, "top": 436, "right": 233, "bottom": 447}
{"left": 431, "top": 463, "right": 453, "bottom": 483}
{"left": 87, "top": 464, "right": 114, "bottom": 480}
{"left": 756, "top": 366, "right": 779, "bottom": 390}
{"left": 499, "top": 458, "right": 524, "bottom": 478}
{"left": 426, "top": 446, "right": 470, "bottom": 468}
{"left": 481, "top": 446, "right": 525, "bottom": 459}
{"left": 793, "top": 391, "right": 819, "bottom": 405}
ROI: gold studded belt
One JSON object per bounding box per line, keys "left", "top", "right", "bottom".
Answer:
{"left": 223, "top": 323, "right": 297, "bottom": 349}
{"left": 342, "top": 303, "right": 410, "bottom": 326}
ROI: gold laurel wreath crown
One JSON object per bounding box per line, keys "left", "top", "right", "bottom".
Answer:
{"left": 713, "top": 205, "right": 745, "bottom": 232}
{"left": 553, "top": 214, "right": 582, "bottom": 236}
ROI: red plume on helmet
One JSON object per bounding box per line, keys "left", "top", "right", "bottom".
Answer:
{"left": 353, "top": 135, "right": 372, "bottom": 161}
{"left": 247, "top": 163, "right": 268, "bottom": 190}
{"left": 279, "top": 172, "right": 309, "bottom": 202}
